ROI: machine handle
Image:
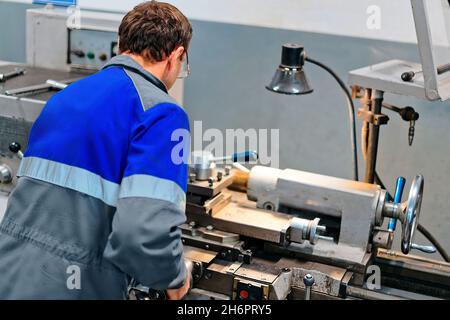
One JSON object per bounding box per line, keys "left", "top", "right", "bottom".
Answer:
{"left": 0, "top": 68, "right": 26, "bottom": 82}
{"left": 128, "top": 259, "right": 195, "bottom": 300}
{"left": 400, "top": 175, "right": 437, "bottom": 255}
{"left": 411, "top": 243, "right": 437, "bottom": 254}
{"left": 388, "top": 177, "right": 406, "bottom": 232}
{"left": 303, "top": 274, "right": 315, "bottom": 300}
{"left": 232, "top": 151, "right": 259, "bottom": 163}
{"left": 46, "top": 79, "right": 68, "bottom": 90}
{"left": 213, "top": 150, "right": 259, "bottom": 163}
{"left": 9, "top": 142, "right": 23, "bottom": 159}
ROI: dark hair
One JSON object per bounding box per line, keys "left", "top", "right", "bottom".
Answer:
{"left": 118, "top": 1, "right": 192, "bottom": 62}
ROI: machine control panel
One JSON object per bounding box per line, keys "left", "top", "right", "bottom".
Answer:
{"left": 68, "top": 28, "right": 118, "bottom": 71}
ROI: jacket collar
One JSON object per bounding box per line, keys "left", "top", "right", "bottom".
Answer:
{"left": 103, "top": 55, "right": 168, "bottom": 94}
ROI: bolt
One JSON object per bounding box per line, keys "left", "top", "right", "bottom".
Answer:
{"left": 217, "top": 171, "right": 223, "bottom": 181}
{"left": 303, "top": 274, "right": 315, "bottom": 301}
{"left": 189, "top": 173, "right": 196, "bottom": 183}
{"left": 208, "top": 177, "right": 214, "bottom": 187}
{"left": 303, "top": 274, "right": 315, "bottom": 286}
{"left": 225, "top": 166, "right": 231, "bottom": 176}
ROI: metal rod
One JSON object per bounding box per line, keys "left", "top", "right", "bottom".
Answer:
{"left": 5, "top": 78, "right": 79, "bottom": 97}
{"left": 0, "top": 68, "right": 26, "bottom": 82}
{"left": 382, "top": 102, "right": 401, "bottom": 113}
{"left": 365, "top": 90, "right": 384, "bottom": 183}
{"left": 437, "top": 62, "right": 450, "bottom": 75}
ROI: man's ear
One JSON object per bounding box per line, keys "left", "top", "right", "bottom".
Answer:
{"left": 169, "top": 46, "right": 186, "bottom": 65}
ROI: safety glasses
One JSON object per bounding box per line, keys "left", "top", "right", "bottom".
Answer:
{"left": 177, "top": 52, "right": 191, "bottom": 79}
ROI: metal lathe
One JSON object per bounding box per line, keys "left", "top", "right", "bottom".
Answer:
{"left": 0, "top": 3, "right": 449, "bottom": 301}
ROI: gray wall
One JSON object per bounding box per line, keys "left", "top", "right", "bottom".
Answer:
{"left": 1, "top": 1, "right": 449, "bottom": 256}
{"left": 0, "top": 2, "right": 38, "bottom": 62}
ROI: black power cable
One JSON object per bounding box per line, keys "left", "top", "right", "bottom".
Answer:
{"left": 417, "top": 224, "right": 450, "bottom": 263}
{"left": 305, "top": 57, "right": 359, "bottom": 182}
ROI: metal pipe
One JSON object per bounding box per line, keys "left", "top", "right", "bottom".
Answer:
{"left": 365, "top": 90, "right": 384, "bottom": 183}
{"left": 361, "top": 89, "right": 372, "bottom": 163}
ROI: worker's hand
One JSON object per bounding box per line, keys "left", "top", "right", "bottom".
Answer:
{"left": 166, "top": 272, "right": 191, "bottom": 300}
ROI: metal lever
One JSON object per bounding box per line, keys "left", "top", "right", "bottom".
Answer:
{"left": 190, "top": 150, "right": 258, "bottom": 180}
{"left": 5, "top": 78, "right": 78, "bottom": 96}
{"left": 212, "top": 150, "right": 259, "bottom": 163}
{"left": 46, "top": 79, "right": 68, "bottom": 90}
{"left": 388, "top": 177, "right": 406, "bottom": 232}
{"left": 0, "top": 68, "right": 26, "bottom": 82}
{"left": 128, "top": 259, "right": 194, "bottom": 300}
{"left": 303, "top": 274, "right": 315, "bottom": 300}
{"left": 401, "top": 62, "right": 450, "bottom": 82}
{"left": 399, "top": 107, "right": 419, "bottom": 146}
{"left": 411, "top": 243, "right": 436, "bottom": 254}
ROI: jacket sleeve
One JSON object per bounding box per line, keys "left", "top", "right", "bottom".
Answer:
{"left": 103, "top": 102, "right": 190, "bottom": 290}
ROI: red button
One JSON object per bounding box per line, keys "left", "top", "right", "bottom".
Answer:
{"left": 239, "top": 290, "right": 249, "bottom": 299}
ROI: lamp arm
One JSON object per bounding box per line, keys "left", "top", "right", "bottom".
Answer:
{"left": 305, "top": 56, "right": 359, "bottom": 181}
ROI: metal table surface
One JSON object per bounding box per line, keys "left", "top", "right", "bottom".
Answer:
{"left": 0, "top": 63, "right": 89, "bottom": 194}
{"left": 0, "top": 64, "right": 88, "bottom": 101}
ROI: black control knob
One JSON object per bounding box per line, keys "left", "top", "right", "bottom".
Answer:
{"left": 401, "top": 71, "right": 415, "bottom": 82}
{"left": 9, "top": 142, "right": 23, "bottom": 159}
{"left": 71, "top": 50, "right": 85, "bottom": 58}
{"left": 9, "top": 142, "right": 21, "bottom": 154}
{"left": 399, "top": 106, "right": 419, "bottom": 122}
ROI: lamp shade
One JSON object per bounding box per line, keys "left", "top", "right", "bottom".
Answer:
{"left": 266, "top": 44, "right": 313, "bottom": 95}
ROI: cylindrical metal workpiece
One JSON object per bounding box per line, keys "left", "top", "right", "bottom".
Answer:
{"left": 189, "top": 151, "right": 217, "bottom": 181}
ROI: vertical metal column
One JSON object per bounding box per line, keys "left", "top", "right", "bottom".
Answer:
{"left": 365, "top": 90, "right": 384, "bottom": 183}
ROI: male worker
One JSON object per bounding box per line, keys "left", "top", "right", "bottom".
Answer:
{"left": 0, "top": 1, "right": 192, "bottom": 300}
